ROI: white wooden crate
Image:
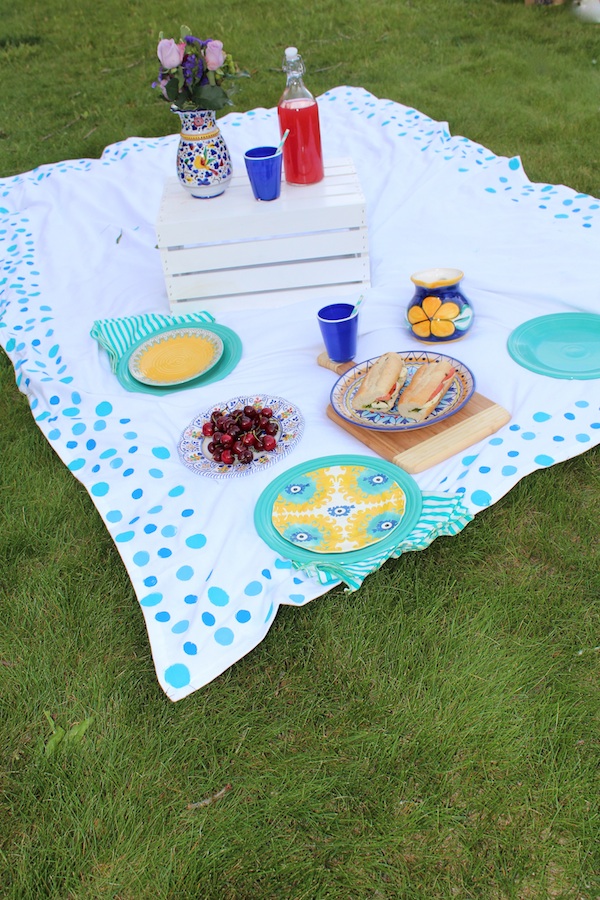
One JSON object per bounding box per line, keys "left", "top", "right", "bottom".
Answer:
{"left": 155, "top": 158, "right": 370, "bottom": 313}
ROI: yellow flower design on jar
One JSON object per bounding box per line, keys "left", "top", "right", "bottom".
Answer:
{"left": 406, "top": 267, "right": 473, "bottom": 343}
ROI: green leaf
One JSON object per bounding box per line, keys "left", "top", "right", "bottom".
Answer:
{"left": 190, "top": 84, "right": 230, "bottom": 111}
{"left": 63, "top": 717, "right": 94, "bottom": 745}
{"left": 165, "top": 79, "right": 180, "bottom": 102}
{"left": 44, "top": 726, "right": 65, "bottom": 757}
{"left": 43, "top": 710, "right": 56, "bottom": 734}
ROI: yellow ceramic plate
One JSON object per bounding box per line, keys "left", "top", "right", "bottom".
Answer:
{"left": 128, "top": 327, "right": 224, "bottom": 387}
{"left": 271, "top": 462, "right": 409, "bottom": 553}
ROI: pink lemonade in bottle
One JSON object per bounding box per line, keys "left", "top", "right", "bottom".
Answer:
{"left": 278, "top": 48, "right": 324, "bottom": 185}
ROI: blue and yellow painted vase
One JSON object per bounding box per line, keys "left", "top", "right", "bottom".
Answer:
{"left": 406, "top": 267, "right": 473, "bottom": 342}
{"left": 174, "top": 108, "right": 232, "bottom": 199}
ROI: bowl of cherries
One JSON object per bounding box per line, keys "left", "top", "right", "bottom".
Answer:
{"left": 178, "top": 394, "right": 304, "bottom": 478}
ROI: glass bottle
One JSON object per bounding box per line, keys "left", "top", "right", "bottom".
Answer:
{"left": 277, "top": 47, "right": 324, "bottom": 185}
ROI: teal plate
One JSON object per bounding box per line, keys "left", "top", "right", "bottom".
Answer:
{"left": 254, "top": 454, "right": 423, "bottom": 568}
{"left": 507, "top": 313, "right": 600, "bottom": 380}
{"left": 116, "top": 322, "right": 242, "bottom": 394}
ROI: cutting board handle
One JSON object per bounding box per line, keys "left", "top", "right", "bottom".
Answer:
{"left": 317, "top": 352, "right": 355, "bottom": 375}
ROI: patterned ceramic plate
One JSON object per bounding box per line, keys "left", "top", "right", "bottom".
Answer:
{"left": 254, "top": 455, "right": 423, "bottom": 565}
{"left": 271, "top": 462, "right": 410, "bottom": 553}
{"left": 178, "top": 395, "right": 304, "bottom": 479}
{"left": 128, "top": 327, "right": 224, "bottom": 386}
{"left": 331, "top": 350, "right": 475, "bottom": 431}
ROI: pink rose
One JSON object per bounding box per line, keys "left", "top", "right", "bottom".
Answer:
{"left": 205, "top": 40, "right": 226, "bottom": 71}
{"left": 157, "top": 38, "right": 185, "bottom": 68}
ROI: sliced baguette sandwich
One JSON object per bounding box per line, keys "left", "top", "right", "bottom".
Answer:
{"left": 394, "top": 360, "right": 456, "bottom": 422}
{"left": 352, "top": 352, "right": 408, "bottom": 412}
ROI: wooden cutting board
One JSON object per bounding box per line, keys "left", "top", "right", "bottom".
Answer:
{"left": 318, "top": 352, "right": 511, "bottom": 474}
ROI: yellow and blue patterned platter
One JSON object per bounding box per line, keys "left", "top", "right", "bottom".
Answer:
{"left": 255, "top": 455, "right": 423, "bottom": 565}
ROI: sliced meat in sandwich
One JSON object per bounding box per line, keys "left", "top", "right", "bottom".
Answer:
{"left": 394, "top": 360, "right": 456, "bottom": 422}
{"left": 352, "top": 352, "right": 408, "bottom": 412}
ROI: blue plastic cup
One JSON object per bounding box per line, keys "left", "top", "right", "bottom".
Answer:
{"left": 244, "top": 146, "right": 283, "bottom": 201}
{"left": 317, "top": 303, "right": 359, "bottom": 362}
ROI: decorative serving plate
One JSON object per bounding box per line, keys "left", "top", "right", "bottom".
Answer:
{"left": 254, "top": 455, "right": 423, "bottom": 566}
{"left": 128, "top": 327, "right": 224, "bottom": 386}
{"left": 178, "top": 395, "right": 304, "bottom": 479}
{"left": 507, "top": 313, "right": 600, "bottom": 380}
{"left": 330, "top": 351, "right": 475, "bottom": 432}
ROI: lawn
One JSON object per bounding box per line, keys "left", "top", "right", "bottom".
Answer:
{"left": 1, "top": 1, "right": 599, "bottom": 897}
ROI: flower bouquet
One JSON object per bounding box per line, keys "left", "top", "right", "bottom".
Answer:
{"left": 152, "top": 25, "right": 245, "bottom": 112}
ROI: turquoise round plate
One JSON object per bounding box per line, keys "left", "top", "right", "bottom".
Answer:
{"left": 507, "top": 313, "right": 600, "bottom": 379}
{"left": 117, "top": 323, "right": 242, "bottom": 394}
{"left": 254, "top": 455, "right": 423, "bottom": 566}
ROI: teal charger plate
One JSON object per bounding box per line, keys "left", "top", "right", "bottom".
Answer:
{"left": 507, "top": 313, "right": 600, "bottom": 380}
{"left": 254, "top": 454, "right": 423, "bottom": 568}
{"left": 116, "top": 322, "right": 242, "bottom": 394}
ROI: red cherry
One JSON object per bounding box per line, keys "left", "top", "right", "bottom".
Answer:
{"left": 220, "top": 433, "right": 233, "bottom": 447}
{"left": 202, "top": 422, "right": 215, "bottom": 437}
{"left": 220, "top": 449, "right": 234, "bottom": 465}
{"left": 261, "top": 407, "right": 273, "bottom": 418}
{"left": 263, "top": 435, "right": 277, "bottom": 452}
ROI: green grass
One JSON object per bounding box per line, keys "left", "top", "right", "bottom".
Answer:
{"left": 1, "top": 0, "right": 599, "bottom": 897}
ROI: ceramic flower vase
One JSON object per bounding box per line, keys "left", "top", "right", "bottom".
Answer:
{"left": 173, "top": 108, "right": 233, "bottom": 199}
{"left": 406, "top": 267, "right": 474, "bottom": 343}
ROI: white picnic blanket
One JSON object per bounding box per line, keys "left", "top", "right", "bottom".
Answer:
{"left": 1, "top": 86, "right": 598, "bottom": 700}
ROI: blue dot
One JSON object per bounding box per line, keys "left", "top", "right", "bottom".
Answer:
{"left": 100, "top": 448, "right": 117, "bottom": 459}
{"left": 244, "top": 581, "right": 262, "bottom": 596}
{"left": 575, "top": 434, "right": 590, "bottom": 443}
{"left": 148, "top": 506, "right": 163, "bottom": 514}
{"left": 489, "top": 438, "right": 503, "bottom": 446}
{"left": 91, "top": 482, "right": 109, "bottom": 497}
{"left": 152, "top": 446, "right": 170, "bottom": 459}
{"left": 144, "top": 576, "right": 158, "bottom": 587}
{"left": 93, "top": 420, "right": 107, "bottom": 431}
{"left": 471, "top": 490, "right": 492, "bottom": 508}
{"left": 533, "top": 412, "right": 551, "bottom": 423}
{"left": 265, "top": 602, "right": 274, "bottom": 622}
{"left": 172, "top": 620, "right": 189, "bottom": 634}
{"left": 202, "top": 612, "right": 215, "bottom": 626}
{"left": 553, "top": 435, "right": 565, "bottom": 442}
{"left": 478, "top": 466, "right": 490, "bottom": 474}
{"left": 86, "top": 439, "right": 96, "bottom": 450}
{"left": 66, "top": 441, "right": 77, "bottom": 450}
{"left": 262, "top": 569, "right": 272, "bottom": 579}
{"left": 564, "top": 412, "right": 575, "bottom": 421}
{"left": 501, "top": 465, "right": 518, "bottom": 476}
{"left": 144, "top": 523, "right": 157, "bottom": 534}
{"left": 214, "top": 627, "right": 234, "bottom": 646}
{"left": 149, "top": 468, "right": 163, "bottom": 479}
{"left": 123, "top": 468, "right": 134, "bottom": 477}
{"left": 68, "top": 458, "right": 85, "bottom": 471}
{"left": 534, "top": 455, "right": 555, "bottom": 466}
{"left": 591, "top": 423, "right": 600, "bottom": 430}
{"left": 161, "top": 525, "right": 177, "bottom": 538}
{"left": 508, "top": 158, "right": 520, "bottom": 170}
{"left": 461, "top": 454, "right": 478, "bottom": 466}
{"left": 109, "top": 458, "right": 123, "bottom": 469}
{"left": 115, "top": 531, "right": 135, "bottom": 543}
{"left": 132, "top": 488, "right": 143, "bottom": 499}
{"left": 128, "top": 446, "right": 138, "bottom": 454}
{"left": 106, "top": 510, "right": 122, "bottom": 523}
{"left": 157, "top": 548, "right": 172, "bottom": 558}
{"left": 62, "top": 407, "right": 80, "bottom": 417}
{"left": 181, "top": 509, "right": 194, "bottom": 517}
{"left": 208, "top": 586, "right": 229, "bottom": 607}
{"left": 507, "top": 450, "right": 519, "bottom": 457}
{"left": 236, "top": 610, "right": 251, "bottom": 623}
{"left": 184, "top": 594, "right": 198, "bottom": 604}
{"left": 288, "top": 595, "right": 306, "bottom": 604}
{"left": 186, "top": 534, "right": 207, "bottom": 549}
{"left": 49, "top": 395, "right": 60, "bottom": 405}
{"left": 155, "top": 611, "right": 170, "bottom": 622}
{"left": 72, "top": 423, "right": 86, "bottom": 435}
{"left": 183, "top": 642, "right": 197, "bottom": 655}
{"left": 275, "top": 558, "right": 292, "bottom": 569}
{"left": 176, "top": 566, "right": 194, "bottom": 581}
{"left": 133, "top": 551, "right": 150, "bottom": 566}
{"left": 522, "top": 432, "right": 536, "bottom": 441}
{"left": 124, "top": 431, "right": 137, "bottom": 439}
{"left": 509, "top": 424, "right": 521, "bottom": 432}
{"left": 164, "top": 664, "right": 190, "bottom": 689}
{"left": 95, "top": 401, "right": 113, "bottom": 417}
{"left": 48, "top": 429, "right": 61, "bottom": 440}
{"left": 574, "top": 401, "right": 589, "bottom": 408}
{"left": 140, "top": 592, "right": 163, "bottom": 607}
{"left": 169, "top": 486, "right": 185, "bottom": 497}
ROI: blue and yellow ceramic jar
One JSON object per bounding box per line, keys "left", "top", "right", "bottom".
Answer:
{"left": 407, "top": 267, "right": 473, "bottom": 342}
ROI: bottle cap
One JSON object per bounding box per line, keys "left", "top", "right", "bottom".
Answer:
{"left": 284, "top": 47, "right": 299, "bottom": 60}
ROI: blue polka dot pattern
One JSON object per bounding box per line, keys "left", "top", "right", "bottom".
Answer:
{"left": 2, "top": 85, "right": 598, "bottom": 702}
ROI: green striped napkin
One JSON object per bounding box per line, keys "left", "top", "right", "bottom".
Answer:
{"left": 294, "top": 493, "right": 473, "bottom": 591}
{"left": 90, "top": 311, "right": 216, "bottom": 373}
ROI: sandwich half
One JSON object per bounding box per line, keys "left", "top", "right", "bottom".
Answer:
{"left": 352, "top": 352, "right": 408, "bottom": 412}
{"left": 394, "top": 360, "right": 456, "bottom": 422}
